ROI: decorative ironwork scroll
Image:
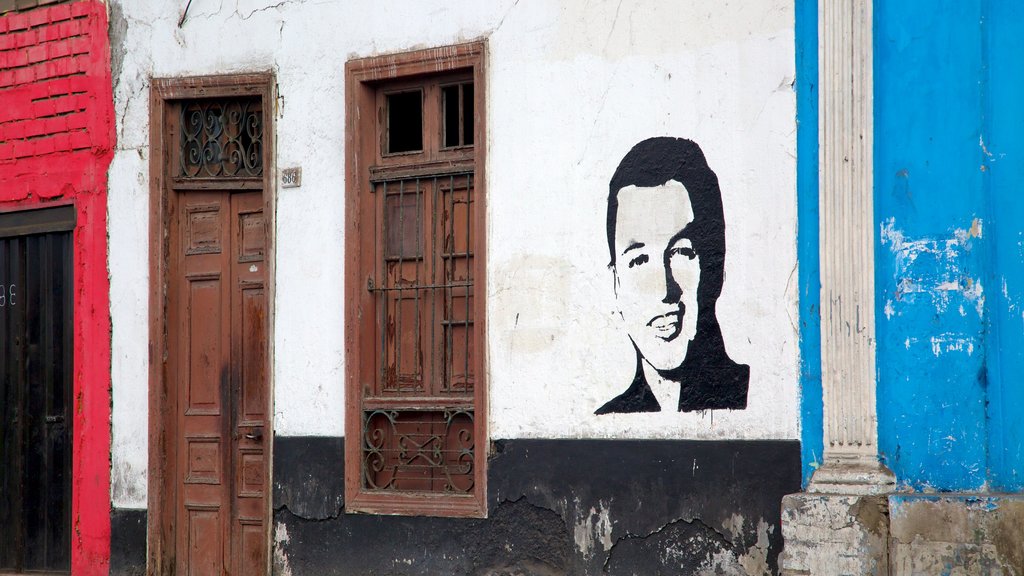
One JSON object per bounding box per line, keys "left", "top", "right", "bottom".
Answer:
{"left": 362, "top": 409, "right": 474, "bottom": 493}
{"left": 179, "top": 98, "right": 263, "bottom": 178}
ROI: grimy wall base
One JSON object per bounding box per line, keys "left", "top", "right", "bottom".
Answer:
{"left": 780, "top": 494, "right": 889, "bottom": 576}
{"left": 888, "top": 495, "right": 1024, "bottom": 575}
{"left": 782, "top": 494, "right": 1024, "bottom": 576}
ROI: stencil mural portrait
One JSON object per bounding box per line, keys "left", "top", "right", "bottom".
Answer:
{"left": 596, "top": 137, "right": 750, "bottom": 414}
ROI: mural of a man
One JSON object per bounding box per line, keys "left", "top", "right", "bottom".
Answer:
{"left": 596, "top": 137, "right": 749, "bottom": 414}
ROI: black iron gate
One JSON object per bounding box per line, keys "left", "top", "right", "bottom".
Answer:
{"left": 0, "top": 205, "right": 74, "bottom": 573}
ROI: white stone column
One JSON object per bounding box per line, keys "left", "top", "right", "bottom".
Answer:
{"left": 810, "top": 0, "right": 895, "bottom": 495}
{"left": 781, "top": 2, "right": 894, "bottom": 573}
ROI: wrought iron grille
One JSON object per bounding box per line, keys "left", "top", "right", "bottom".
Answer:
{"left": 179, "top": 98, "right": 263, "bottom": 178}
{"left": 362, "top": 409, "right": 474, "bottom": 493}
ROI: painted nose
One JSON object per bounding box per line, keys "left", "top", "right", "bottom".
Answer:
{"left": 661, "top": 255, "right": 682, "bottom": 304}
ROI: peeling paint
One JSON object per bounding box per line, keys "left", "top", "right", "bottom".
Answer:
{"left": 880, "top": 217, "right": 985, "bottom": 316}
{"left": 572, "top": 499, "right": 613, "bottom": 558}
{"left": 738, "top": 519, "right": 773, "bottom": 575}
{"left": 928, "top": 333, "right": 977, "bottom": 357}
{"left": 273, "top": 521, "right": 293, "bottom": 576}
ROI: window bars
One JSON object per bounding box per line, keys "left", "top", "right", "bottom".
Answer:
{"left": 363, "top": 171, "right": 476, "bottom": 493}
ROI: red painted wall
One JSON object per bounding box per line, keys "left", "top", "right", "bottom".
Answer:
{"left": 0, "top": 1, "right": 114, "bottom": 573}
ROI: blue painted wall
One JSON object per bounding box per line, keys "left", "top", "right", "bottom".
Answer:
{"left": 982, "top": 0, "right": 1024, "bottom": 491}
{"left": 873, "top": 0, "right": 1024, "bottom": 491}
{"left": 798, "top": 0, "right": 1023, "bottom": 491}
{"left": 795, "top": 0, "right": 821, "bottom": 487}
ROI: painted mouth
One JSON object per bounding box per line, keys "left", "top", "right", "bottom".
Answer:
{"left": 647, "top": 310, "right": 682, "bottom": 341}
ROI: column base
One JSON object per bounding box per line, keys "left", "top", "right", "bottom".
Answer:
{"left": 780, "top": 493, "right": 890, "bottom": 576}
{"left": 780, "top": 456, "right": 895, "bottom": 575}
{"left": 807, "top": 454, "right": 896, "bottom": 496}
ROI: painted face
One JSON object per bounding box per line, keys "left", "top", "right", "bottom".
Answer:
{"left": 613, "top": 180, "right": 700, "bottom": 372}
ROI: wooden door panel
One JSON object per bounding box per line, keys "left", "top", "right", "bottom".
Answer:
{"left": 175, "top": 190, "right": 230, "bottom": 575}
{"left": 230, "top": 192, "right": 267, "bottom": 573}
{"left": 171, "top": 189, "right": 267, "bottom": 575}
{"left": 187, "top": 506, "right": 223, "bottom": 576}
{"left": 185, "top": 275, "right": 224, "bottom": 415}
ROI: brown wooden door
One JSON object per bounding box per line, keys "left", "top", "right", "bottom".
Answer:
{"left": 169, "top": 189, "right": 267, "bottom": 575}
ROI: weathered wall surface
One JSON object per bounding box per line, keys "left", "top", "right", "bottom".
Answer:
{"left": 783, "top": 1, "right": 1024, "bottom": 574}
{"left": 874, "top": 0, "right": 1024, "bottom": 492}
{"left": 0, "top": 1, "right": 114, "bottom": 573}
{"left": 889, "top": 495, "right": 1024, "bottom": 575}
{"left": 108, "top": 0, "right": 798, "bottom": 499}
{"left": 272, "top": 437, "right": 800, "bottom": 576}
{"left": 107, "top": 0, "right": 799, "bottom": 573}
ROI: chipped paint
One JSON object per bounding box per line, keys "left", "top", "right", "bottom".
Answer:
{"left": 737, "top": 519, "right": 773, "bottom": 575}
{"left": 879, "top": 217, "right": 985, "bottom": 317}
{"left": 928, "top": 333, "right": 976, "bottom": 357}
{"left": 572, "top": 499, "right": 614, "bottom": 558}
{"left": 273, "top": 521, "right": 293, "bottom": 576}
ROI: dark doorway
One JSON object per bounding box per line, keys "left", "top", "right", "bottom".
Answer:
{"left": 0, "top": 205, "right": 75, "bottom": 574}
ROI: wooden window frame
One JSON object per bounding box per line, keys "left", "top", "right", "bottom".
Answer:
{"left": 344, "top": 42, "right": 488, "bottom": 518}
{"left": 147, "top": 72, "right": 276, "bottom": 574}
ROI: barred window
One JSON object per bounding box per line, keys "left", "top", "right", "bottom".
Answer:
{"left": 345, "top": 43, "right": 486, "bottom": 517}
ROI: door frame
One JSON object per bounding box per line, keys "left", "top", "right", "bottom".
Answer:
{"left": 148, "top": 73, "right": 276, "bottom": 575}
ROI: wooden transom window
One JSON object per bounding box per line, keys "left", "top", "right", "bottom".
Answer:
{"left": 345, "top": 42, "right": 487, "bottom": 517}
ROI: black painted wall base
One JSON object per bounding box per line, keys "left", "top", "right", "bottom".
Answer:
{"left": 110, "top": 508, "right": 146, "bottom": 576}
{"left": 273, "top": 436, "right": 800, "bottom": 576}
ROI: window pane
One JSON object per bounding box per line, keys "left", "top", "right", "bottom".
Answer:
{"left": 387, "top": 91, "right": 423, "bottom": 154}
{"left": 462, "top": 83, "right": 474, "bottom": 146}
{"left": 442, "top": 85, "right": 460, "bottom": 148}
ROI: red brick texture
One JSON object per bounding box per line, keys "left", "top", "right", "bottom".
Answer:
{"left": 0, "top": 1, "right": 114, "bottom": 574}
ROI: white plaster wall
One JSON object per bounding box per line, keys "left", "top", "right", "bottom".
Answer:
{"left": 108, "top": 0, "right": 797, "bottom": 508}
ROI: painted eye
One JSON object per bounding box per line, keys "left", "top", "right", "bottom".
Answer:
{"left": 627, "top": 253, "right": 649, "bottom": 268}
{"left": 669, "top": 246, "right": 697, "bottom": 260}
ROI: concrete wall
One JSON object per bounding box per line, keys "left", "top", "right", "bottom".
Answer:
{"left": 107, "top": 1, "right": 800, "bottom": 573}
{"left": 108, "top": 0, "right": 798, "bottom": 506}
